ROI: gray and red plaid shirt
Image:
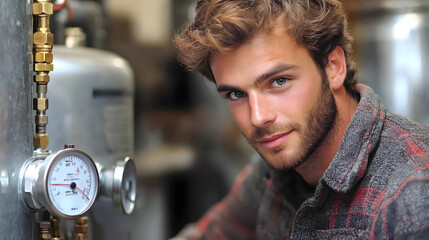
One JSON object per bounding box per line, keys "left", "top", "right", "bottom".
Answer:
{"left": 177, "top": 84, "right": 429, "bottom": 239}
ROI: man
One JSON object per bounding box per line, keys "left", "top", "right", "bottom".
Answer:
{"left": 173, "top": 0, "right": 429, "bottom": 239}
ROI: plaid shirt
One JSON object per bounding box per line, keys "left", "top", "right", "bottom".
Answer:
{"left": 176, "top": 84, "right": 429, "bottom": 239}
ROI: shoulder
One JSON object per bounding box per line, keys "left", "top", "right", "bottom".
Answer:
{"left": 372, "top": 110, "right": 429, "bottom": 206}
{"left": 370, "top": 166, "right": 429, "bottom": 239}
{"left": 381, "top": 111, "right": 429, "bottom": 150}
{"left": 369, "top": 112, "right": 429, "bottom": 238}
{"left": 373, "top": 111, "right": 429, "bottom": 171}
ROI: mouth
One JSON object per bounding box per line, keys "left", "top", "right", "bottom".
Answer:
{"left": 255, "top": 131, "right": 293, "bottom": 149}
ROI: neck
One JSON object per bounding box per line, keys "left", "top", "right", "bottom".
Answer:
{"left": 295, "top": 88, "right": 358, "bottom": 186}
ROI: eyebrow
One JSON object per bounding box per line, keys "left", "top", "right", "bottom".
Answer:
{"left": 216, "top": 63, "right": 300, "bottom": 93}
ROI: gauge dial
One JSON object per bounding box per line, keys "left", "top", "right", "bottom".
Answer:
{"left": 35, "top": 148, "right": 99, "bottom": 218}
{"left": 20, "top": 147, "right": 99, "bottom": 218}
{"left": 46, "top": 150, "right": 99, "bottom": 217}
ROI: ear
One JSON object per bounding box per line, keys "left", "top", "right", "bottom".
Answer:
{"left": 325, "top": 46, "right": 347, "bottom": 91}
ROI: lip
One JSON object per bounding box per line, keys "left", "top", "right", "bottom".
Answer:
{"left": 256, "top": 131, "right": 292, "bottom": 149}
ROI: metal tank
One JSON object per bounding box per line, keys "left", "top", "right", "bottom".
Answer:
{"left": 353, "top": 0, "right": 429, "bottom": 125}
{"left": 48, "top": 45, "right": 135, "bottom": 239}
{"left": 0, "top": 0, "right": 35, "bottom": 239}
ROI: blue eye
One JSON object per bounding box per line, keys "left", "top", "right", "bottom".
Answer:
{"left": 229, "top": 91, "right": 246, "bottom": 100}
{"left": 272, "top": 78, "right": 288, "bottom": 87}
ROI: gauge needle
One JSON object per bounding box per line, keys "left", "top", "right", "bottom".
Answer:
{"left": 51, "top": 183, "right": 89, "bottom": 200}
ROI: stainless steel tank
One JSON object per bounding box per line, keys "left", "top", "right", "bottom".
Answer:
{"left": 0, "top": 0, "right": 35, "bottom": 239}
{"left": 48, "top": 46, "right": 135, "bottom": 239}
{"left": 354, "top": 0, "right": 429, "bottom": 125}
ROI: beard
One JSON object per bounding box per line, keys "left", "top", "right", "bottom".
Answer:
{"left": 246, "top": 72, "right": 338, "bottom": 170}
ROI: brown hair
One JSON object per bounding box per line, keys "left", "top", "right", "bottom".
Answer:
{"left": 174, "top": 0, "right": 357, "bottom": 93}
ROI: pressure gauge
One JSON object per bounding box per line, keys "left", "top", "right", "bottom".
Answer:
{"left": 20, "top": 146, "right": 99, "bottom": 218}
{"left": 97, "top": 157, "right": 137, "bottom": 215}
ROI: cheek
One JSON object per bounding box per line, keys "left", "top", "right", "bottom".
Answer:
{"left": 275, "top": 83, "right": 317, "bottom": 122}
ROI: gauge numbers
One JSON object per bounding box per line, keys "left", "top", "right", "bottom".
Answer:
{"left": 47, "top": 151, "right": 98, "bottom": 217}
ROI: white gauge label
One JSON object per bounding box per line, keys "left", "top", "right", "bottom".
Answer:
{"left": 47, "top": 152, "right": 98, "bottom": 216}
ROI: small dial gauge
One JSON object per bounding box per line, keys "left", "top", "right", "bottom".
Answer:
{"left": 45, "top": 150, "right": 99, "bottom": 217}
{"left": 98, "top": 157, "right": 137, "bottom": 215}
{"left": 18, "top": 147, "right": 101, "bottom": 219}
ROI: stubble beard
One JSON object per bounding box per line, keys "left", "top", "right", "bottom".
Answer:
{"left": 246, "top": 73, "right": 338, "bottom": 170}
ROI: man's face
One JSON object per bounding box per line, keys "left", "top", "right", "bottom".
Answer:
{"left": 211, "top": 29, "right": 337, "bottom": 170}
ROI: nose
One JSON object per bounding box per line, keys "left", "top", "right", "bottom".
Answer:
{"left": 249, "top": 92, "right": 276, "bottom": 127}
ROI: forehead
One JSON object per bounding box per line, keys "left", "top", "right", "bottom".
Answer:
{"left": 210, "top": 28, "right": 315, "bottom": 85}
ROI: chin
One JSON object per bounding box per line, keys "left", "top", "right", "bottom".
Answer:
{"left": 259, "top": 148, "right": 306, "bottom": 170}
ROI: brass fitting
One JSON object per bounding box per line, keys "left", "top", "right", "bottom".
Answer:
{"left": 34, "top": 32, "right": 54, "bottom": 46}
{"left": 35, "top": 52, "right": 53, "bottom": 63}
{"left": 74, "top": 225, "right": 89, "bottom": 233}
{"left": 33, "top": 0, "right": 53, "bottom": 150}
{"left": 34, "top": 45, "right": 53, "bottom": 52}
{"left": 40, "top": 232, "right": 52, "bottom": 240}
{"left": 35, "top": 73, "right": 50, "bottom": 83}
{"left": 76, "top": 234, "right": 89, "bottom": 240}
{"left": 33, "top": 98, "right": 49, "bottom": 111}
{"left": 50, "top": 216, "right": 62, "bottom": 239}
{"left": 35, "top": 115, "right": 48, "bottom": 125}
{"left": 39, "top": 221, "right": 51, "bottom": 230}
{"left": 75, "top": 217, "right": 89, "bottom": 240}
{"left": 34, "top": 133, "right": 49, "bottom": 148}
{"left": 75, "top": 217, "right": 88, "bottom": 225}
{"left": 38, "top": 221, "right": 52, "bottom": 240}
{"left": 33, "top": 2, "right": 53, "bottom": 15}
{"left": 35, "top": 63, "right": 54, "bottom": 72}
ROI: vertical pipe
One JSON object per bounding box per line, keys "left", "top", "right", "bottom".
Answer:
{"left": 33, "top": 0, "right": 54, "bottom": 151}
{"left": 0, "top": 0, "right": 35, "bottom": 239}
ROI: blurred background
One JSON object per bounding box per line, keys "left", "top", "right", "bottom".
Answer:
{"left": 50, "top": 0, "right": 429, "bottom": 238}
{"left": 1, "top": 0, "right": 429, "bottom": 239}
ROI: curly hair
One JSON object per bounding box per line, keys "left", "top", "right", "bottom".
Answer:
{"left": 174, "top": 0, "right": 357, "bottom": 93}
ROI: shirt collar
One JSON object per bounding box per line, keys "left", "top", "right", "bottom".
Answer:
{"left": 322, "top": 84, "right": 386, "bottom": 193}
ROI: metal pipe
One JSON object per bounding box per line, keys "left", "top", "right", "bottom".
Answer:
{"left": 33, "top": 0, "right": 54, "bottom": 151}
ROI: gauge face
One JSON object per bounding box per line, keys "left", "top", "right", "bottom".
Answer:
{"left": 45, "top": 150, "right": 99, "bottom": 217}
{"left": 114, "top": 157, "right": 137, "bottom": 215}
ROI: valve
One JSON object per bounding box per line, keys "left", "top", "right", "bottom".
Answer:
{"left": 96, "top": 157, "right": 137, "bottom": 215}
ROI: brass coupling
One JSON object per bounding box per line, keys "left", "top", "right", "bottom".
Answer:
{"left": 74, "top": 217, "right": 89, "bottom": 240}
{"left": 33, "top": 0, "right": 53, "bottom": 149}
{"left": 50, "top": 216, "right": 62, "bottom": 240}
{"left": 38, "top": 221, "right": 52, "bottom": 240}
